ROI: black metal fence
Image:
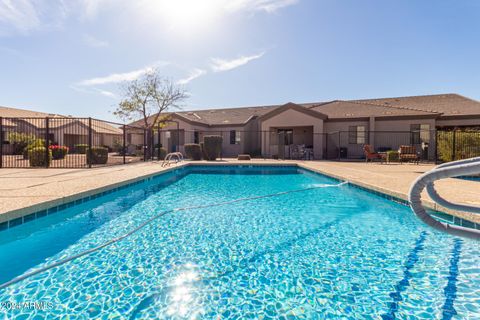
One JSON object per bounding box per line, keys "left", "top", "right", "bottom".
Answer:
{"left": 324, "top": 130, "right": 437, "bottom": 161}
{"left": 1, "top": 118, "right": 479, "bottom": 168}
{"left": 0, "top": 117, "right": 146, "bottom": 168}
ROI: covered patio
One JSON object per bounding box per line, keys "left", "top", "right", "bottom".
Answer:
{"left": 258, "top": 102, "right": 326, "bottom": 159}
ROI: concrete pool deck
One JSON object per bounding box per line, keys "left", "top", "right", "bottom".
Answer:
{"left": 0, "top": 160, "right": 479, "bottom": 226}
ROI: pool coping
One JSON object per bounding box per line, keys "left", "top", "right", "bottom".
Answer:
{"left": 0, "top": 162, "right": 478, "bottom": 231}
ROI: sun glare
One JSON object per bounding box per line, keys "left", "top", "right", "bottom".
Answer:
{"left": 151, "top": 0, "right": 223, "bottom": 31}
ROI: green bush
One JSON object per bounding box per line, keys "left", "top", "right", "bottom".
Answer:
{"left": 202, "top": 136, "right": 223, "bottom": 161}
{"left": 156, "top": 147, "right": 167, "bottom": 160}
{"left": 49, "top": 145, "right": 69, "bottom": 160}
{"left": 22, "top": 139, "right": 45, "bottom": 159}
{"left": 386, "top": 150, "right": 399, "bottom": 162}
{"left": 75, "top": 144, "right": 89, "bottom": 154}
{"left": 87, "top": 147, "right": 108, "bottom": 165}
{"left": 184, "top": 144, "right": 202, "bottom": 160}
{"left": 28, "top": 147, "right": 52, "bottom": 167}
{"left": 7, "top": 132, "right": 37, "bottom": 155}
{"left": 437, "top": 131, "right": 480, "bottom": 162}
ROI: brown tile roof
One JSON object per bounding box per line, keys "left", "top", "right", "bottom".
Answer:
{"left": 129, "top": 105, "right": 279, "bottom": 127}
{"left": 0, "top": 105, "right": 61, "bottom": 118}
{"left": 176, "top": 105, "right": 278, "bottom": 125}
{"left": 0, "top": 106, "right": 122, "bottom": 134}
{"left": 131, "top": 93, "right": 480, "bottom": 126}
{"left": 352, "top": 94, "right": 480, "bottom": 117}
{"left": 306, "top": 100, "right": 440, "bottom": 119}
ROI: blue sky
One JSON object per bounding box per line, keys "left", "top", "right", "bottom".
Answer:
{"left": 1, "top": 0, "right": 479, "bottom": 121}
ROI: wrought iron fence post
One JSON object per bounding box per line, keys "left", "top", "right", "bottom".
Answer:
{"left": 0, "top": 117, "right": 3, "bottom": 168}
{"left": 143, "top": 129, "right": 147, "bottom": 161}
{"left": 324, "top": 133, "right": 328, "bottom": 160}
{"left": 45, "top": 117, "right": 50, "bottom": 168}
{"left": 452, "top": 130, "right": 456, "bottom": 161}
{"left": 122, "top": 124, "right": 126, "bottom": 165}
{"left": 157, "top": 125, "right": 161, "bottom": 160}
{"left": 337, "top": 132, "right": 341, "bottom": 160}
{"left": 88, "top": 117, "right": 92, "bottom": 168}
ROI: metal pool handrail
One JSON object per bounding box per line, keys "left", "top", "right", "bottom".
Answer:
{"left": 409, "top": 156, "right": 480, "bottom": 239}
{"left": 161, "top": 152, "right": 184, "bottom": 167}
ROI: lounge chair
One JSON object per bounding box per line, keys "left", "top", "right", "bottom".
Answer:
{"left": 399, "top": 145, "right": 420, "bottom": 164}
{"left": 363, "top": 145, "right": 385, "bottom": 163}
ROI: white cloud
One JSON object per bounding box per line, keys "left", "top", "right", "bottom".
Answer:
{"left": 226, "top": 0, "right": 299, "bottom": 13}
{"left": 82, "top": 34, "right": 109, "bottom": 47}
{"left": 95, "top": 88, "right": 116, "bottom": 98}
{"left": 177, "top": 68, "right": 206, "bottom": 85}
{"left": 76, "top": 61, "right": 169, "bottom": 86}
{"left": 210, "top": 52, "right": 265, "bottom": 72}
{"left": 0, "top": 0, "right": 41, "bottom": 33}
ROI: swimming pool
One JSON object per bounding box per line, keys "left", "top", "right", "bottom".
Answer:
{"left": 0, "top": 165, "right": 479, "bottom": 319}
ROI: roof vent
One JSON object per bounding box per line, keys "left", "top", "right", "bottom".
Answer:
{"left": 345, "top": 113, "right": 354, "bottom": 117}
{"left": 223, "top": 120, "right": 229, "bottom": 123}
{"left": 383, "top": 111, "right": 393, "bottom": 115}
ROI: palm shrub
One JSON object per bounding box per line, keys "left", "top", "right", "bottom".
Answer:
{"left": 202, "top": 136, "right": 223, "bottom": 161}
{"left": 28, "top": 147, "right": 52, "bottom": 167}
{"left": 87, "top": 147, "right": 109, "bottom": 165}
{"left": 184, "top": 143, "right": 202, "bottom": 160}
{"left": 49, "top": 145, "right": 69, "bottom": 160}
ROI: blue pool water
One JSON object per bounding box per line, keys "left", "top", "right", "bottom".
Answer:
{"left": 0, "top": 165, "right": 479, "bottom": 319}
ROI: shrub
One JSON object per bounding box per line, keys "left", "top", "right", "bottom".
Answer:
{"left": 7, "top": 132, "right": 37, "bottom": 155}
{"left": 202, "top": 136, "right": 223, "bottom": 161}
{"left": 23, "top": 139, "right": 45, "bottom": 159}
{"left": 184, "top": 143, "right": 202, "bottom": 160}
{"left": 155, "top": 147, "right": 167, "bottom": 160}
{"left": 87, "top": 147, "right": 108, "bottom": 165}
{"left": 49, "top": 145, "right": 69, "bottom": 160}
{"left": 28, "top": 147, "right": 52, "bottom": 167}
{"left": 74, "top": 144, "right": 89, "bottom": 154}
{"left": 386, "top": 150, "right": 399, "bottom": 163}
{"left": 437, "top": 131, "right": 480, "bottom": 162}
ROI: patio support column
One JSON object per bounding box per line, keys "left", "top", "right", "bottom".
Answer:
{"left": 369, "top": 116, "right": 375, "bottom": 148}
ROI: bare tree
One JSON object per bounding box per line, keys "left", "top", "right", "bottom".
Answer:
{"left": 113, "top": 68, "right": 187, "bottom": 129}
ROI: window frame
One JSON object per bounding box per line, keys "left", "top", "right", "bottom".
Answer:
{"left": 230, "top": 130, "right": 240, "bottom": 145}
{"left": 348, "top": 126, "right": 366, "bottom": 144}
{"left": 410, "top": 124, "right": 430, "bottom": 144}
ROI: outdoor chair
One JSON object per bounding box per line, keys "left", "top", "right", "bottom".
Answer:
{"left": 363, "top": 144, "right": 385, "bottom": 163}
{"left": 398, "top": 145, "right": 420, "bottom": 164}
{"left": 291, "top": 144, "right": 307, "bottom": 160}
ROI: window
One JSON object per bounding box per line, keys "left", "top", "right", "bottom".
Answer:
{"left": 230, "top": 130, "right": 241, "bottom": 145}
{"left": 411, "top": 124, "right": 430, "bottom": 144}
{"left": 194, "top": 131, "right": 199, "bottom": 144}
{"left": 348, "top": 126, "right": 366, "bottom": 144}
{"left": 276, "top": 129, "right": 293, "bottom": 145}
